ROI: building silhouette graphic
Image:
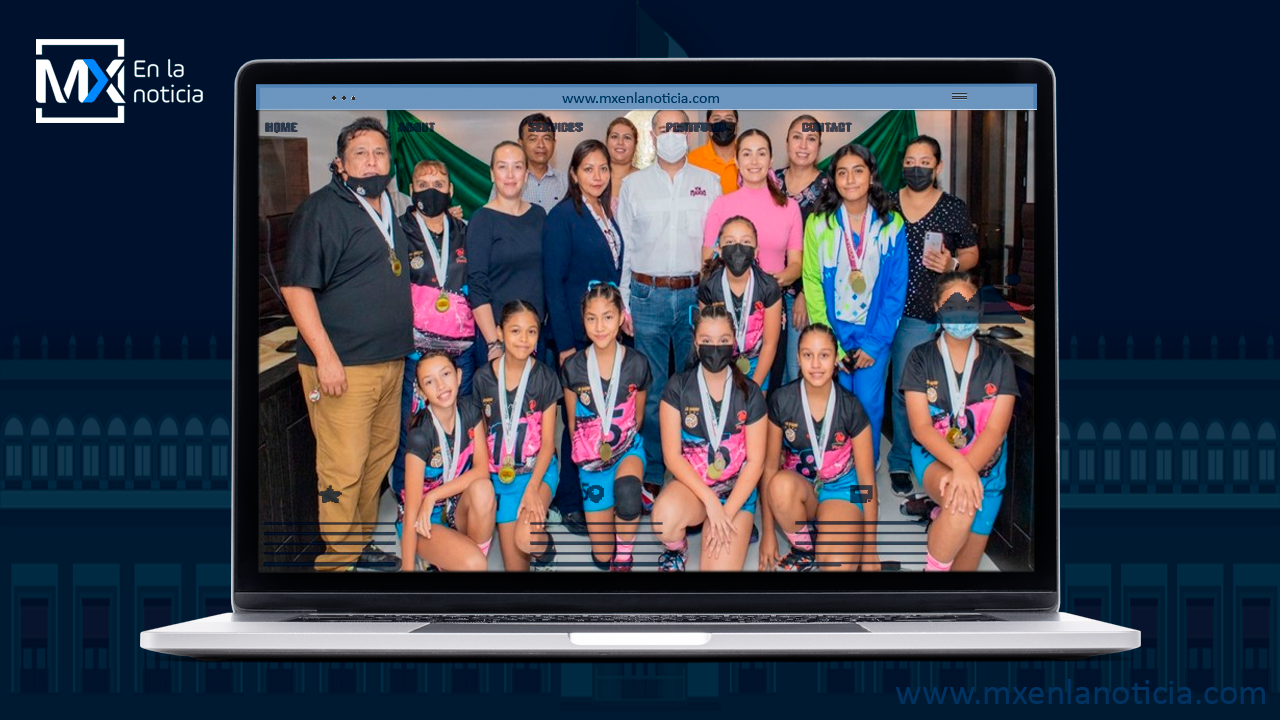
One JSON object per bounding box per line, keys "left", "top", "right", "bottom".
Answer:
{"left": 2, "top": 333, "right": 1276, "bottom": 705}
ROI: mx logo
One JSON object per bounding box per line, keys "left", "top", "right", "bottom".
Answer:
{"left": 36, "top": 39, "right": 126, "bottom": 123}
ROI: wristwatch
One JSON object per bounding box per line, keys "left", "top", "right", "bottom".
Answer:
{"left": 949, "top": 256, "right": 960, "bottom": 271}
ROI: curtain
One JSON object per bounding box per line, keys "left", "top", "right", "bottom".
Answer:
{"left": 387, "top": 110, "right": 492, "bottom": 220}
{"left": 816, "top": 110, "right": 919, "bottom": 192}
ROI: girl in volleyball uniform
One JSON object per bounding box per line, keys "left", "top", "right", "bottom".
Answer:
{"left": 561, "top": 285, "right": 652, "bottom": 571}
{"left": 401, "top": 353, "right": 494, "bottom": 572}
{"left": 901, "top": 271, "right": 1019, "bottom": 572}
{"left": 761, "top": 324, "right": 879, "bottom": 572}
{"left": 697, "top": 216, "right": 783, "bottom": 390}
{"left": 471, "top": 301, "right": 562, "bottom": 571}
{"left": 653, "top": 304, "right": 768, "bottom": 572}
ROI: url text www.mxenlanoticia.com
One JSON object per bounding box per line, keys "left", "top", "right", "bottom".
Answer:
{"left": 560, "top": 93, "right": 720, "bottom": 104}
{"left": 897, "top": 682, "right": 1266, "bottom": 706}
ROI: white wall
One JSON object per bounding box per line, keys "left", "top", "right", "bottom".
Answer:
{"left": 258, "top": 109, "right": 954, "bottom": 196}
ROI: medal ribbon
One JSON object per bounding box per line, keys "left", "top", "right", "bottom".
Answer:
{"left": 352, "top": 189, "right": 395, "bottom": 251}
{"left": 720, "top": 268, "right": 755, "bottom": 354}
{"left": 412, "top": 212, "right": 451, "bottom": 287}
{"left": 587, "top": 344, "right": 625, "bottom": 447}
{"left": 839, "top": 204, "right": 871, "bottom": 272}
{"left": 937, "top": 334, "right": 978, "bottom": 424}
{"left": 696, "top": 367, "right": 734, "bottom": 454}
{"left": 497, "top": 355, "right": 533, "bottom": 463}
{"left": 799, "top": 380, "right": 838, "bottom": 479}
{"left": 429, "top": 405, "right": 464, "bottom": 486}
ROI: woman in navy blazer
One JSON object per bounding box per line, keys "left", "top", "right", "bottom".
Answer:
{"left": 543, "top": 139, "right": 626, "bottom": 362}
{"left": 543, "top": 139, "right": 626, "bottom": 530}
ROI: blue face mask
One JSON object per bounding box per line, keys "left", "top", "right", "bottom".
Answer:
{"left": 942, "top": 322, "right": 979, "bottom": 340}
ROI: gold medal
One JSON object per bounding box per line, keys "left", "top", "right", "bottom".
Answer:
{"left": 435, "top": 295, "right": 451, "bottom": 313}
{"left": 498, "top": 460, "right": 516, "bottom": 484}
{"left": 849, "top": 269, "right": 866, "bottom": 294}
{"left": 735, "top": 355, "right": 751, "bottom": 375}
{"left": 946, "top": 427, "right": 965, "bottom": 448}
{"left": 389, "top": 249, "right": 402, "bottom": 277}
{"left": 706, "top": 462, "right": 723, "bottom": 480}
{"left": 599, "top": 442, "right": 613, "bottom": 463}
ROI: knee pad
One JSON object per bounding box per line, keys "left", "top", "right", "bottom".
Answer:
{"left": 613, "top": 475, "right": 642, "bottom": 521}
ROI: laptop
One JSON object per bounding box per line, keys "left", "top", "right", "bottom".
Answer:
{"left": 141, "top": 57, "right": 1139, "bottom": 658}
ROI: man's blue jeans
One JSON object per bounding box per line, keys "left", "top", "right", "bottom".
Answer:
{"left": 888, "top": 316, "right": 938, "bottom": 484}
{"left": 630, "top": 280, "right": 696, "bottom": 487}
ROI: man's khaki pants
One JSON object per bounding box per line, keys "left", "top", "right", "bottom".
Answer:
{"left": 298, "top": 360, "right": 402, "bottom": 570}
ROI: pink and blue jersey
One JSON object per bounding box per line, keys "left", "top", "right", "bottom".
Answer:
{"left": 472, "top": 359, "right": 561, "bottom": 475}
{"left": 766, "top": 379, "right": 870, "bottom": 491}
{"left": 899, "top": 338, "right": 1020, "bottom": 490}
{"left": 560, "top": 347, "right": 652, "bottom": 472}
{"left": 697, "top": 265, "right": 782, "bottom": 362}
{"left": 403, "top": 399, "right": 484, "bottom": 512}
{"left": 401, "top": 210, "right": 474, "bottom": 356}
{"left": 661, "top": 368, "right": 767, "bottom": 498}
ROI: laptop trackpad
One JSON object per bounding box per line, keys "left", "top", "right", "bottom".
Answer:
{"left": 570, "top": 632, "right": 711, "bottom": 646}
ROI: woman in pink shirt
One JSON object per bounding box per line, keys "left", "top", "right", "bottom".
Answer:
{"left": 701, "top": 129, "right": 803, "bottom": 289}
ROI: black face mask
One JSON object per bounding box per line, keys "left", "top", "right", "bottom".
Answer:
{"left": 413, "top": 188, "right": 451, "bottom": 217}
{"left": 344, "top": 172, "right": 392, "bottom": 198}
{"left": 710, "top": 121, "right": 737, "bottom": 147}
{"left": 721, "top": 244, "right": 756, "bottom": 276}
{"left": 902, "top": 166, "right": 935, "bottom": 192}
{"left": 697, "top": 343, "right": 734, "bottom": 373}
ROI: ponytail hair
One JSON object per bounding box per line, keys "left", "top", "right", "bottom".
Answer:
{"left": 685, "top": 303, "right": 750, "bottom": 399}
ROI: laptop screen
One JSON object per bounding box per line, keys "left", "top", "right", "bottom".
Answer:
{"left": 240, "top": 61, "right": 1055, "bottom": 608}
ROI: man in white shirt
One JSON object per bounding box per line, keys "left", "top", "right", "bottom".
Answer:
{"left": 617, "top": 109, "right": 722, "bottom": 495}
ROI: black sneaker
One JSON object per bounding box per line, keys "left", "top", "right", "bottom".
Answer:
{"left": 560, "top": 510, "right": 589, "bottom": 536}
{"left": 353, "top": 543, "right": 400, "bottom": 572}
{"left": 778, "top": 547, "right": 816, "bottom": 571}
{"left": 890, "top": 471, "right": 915, "bottom": 497}
{"left": 530, "top": 536, "right": 557, "bottom": 571}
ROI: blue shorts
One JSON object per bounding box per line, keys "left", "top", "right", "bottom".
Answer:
{"left": 396, "top": 491, "right": 457, "bottom": 538}
{"left": 815, "top": 477, "right": 868, "bottom": 511}
{"left": 491, "top": 456, "right": 561, "bottom": 525}
{"left": 578, "top": 437, "right": 647, "bottom": 513}
{"left": 718, "top": 486, "right": 758, "bottom": 516}
{"left": 911, "top": 444, "right": 1006, "bottom": 536}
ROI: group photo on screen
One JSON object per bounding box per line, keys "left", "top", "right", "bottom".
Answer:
{"left": 255, "top": 106, "right": 1037, "bottom": 574}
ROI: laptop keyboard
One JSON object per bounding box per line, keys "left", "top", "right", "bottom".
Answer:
{"left": 291, "top": 613, "right": 996, "bottom": 623}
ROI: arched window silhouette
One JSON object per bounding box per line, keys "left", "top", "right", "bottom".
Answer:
{"left": 4, "top": 417, "right": 23, "bottom": 481}
{"left": 184, "top": 417, "right": 204, "bottom": 485}
{"left": 1129, "top": 422, "right": 1149, "bottom": 490}
{"left": 55, "top": 417, "right": 74, "bottom": 482}
{"left": 133, "top": 417, "right": 152, "bottom": 483}
{"left": 1059, "top": 422, "right": 1071, "bottom": 488}
{"left": 1103, "top": 422, "right": 1122, "bottom": 490}
{"left": 210, "top": 418, "right": 229, "bottom": 487}
{"left": 1260, "top": 422, "right": 1277, "bottom": 485}
{"left": 81, "top": 417, "right": 101, "bottom": 485}
{"left": 1205, "top": 422, "right": 1225, "bottom": 487}
{"left": 1077, "top": 422, "right": 1097, "bottom": 488}
{"left": 158, "top": 418, "right": 178, "bottom": 480}
{"left": 1154, "top": 422, "right": 1174, "bottom": 489}
{"left": 30, "top": 418, "right": 50, "bottom": 485}
{"left": 107, "top": 418, "right": 126, "bottom": 481}
{"left": 1180, "top": 421, "right": 1200, "bottom": 488}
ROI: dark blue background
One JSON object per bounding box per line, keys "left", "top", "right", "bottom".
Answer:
{"left": 6, "top": 2, "right": 1274, "bottom": 717}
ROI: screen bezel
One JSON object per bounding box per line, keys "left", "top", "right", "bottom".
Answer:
{"left": 234, "top": 58, "right": 1058, "bottom": 613}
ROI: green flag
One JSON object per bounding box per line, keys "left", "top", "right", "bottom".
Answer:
{"left": 817, "top": 110, "right": 919, "bottom": 192}
{"left": 387, "top": 110, "right": 492, "bottom": 220}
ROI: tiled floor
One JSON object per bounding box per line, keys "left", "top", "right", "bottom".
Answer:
{"left": 378, "top": 434, "right": 998, "bottom": 572}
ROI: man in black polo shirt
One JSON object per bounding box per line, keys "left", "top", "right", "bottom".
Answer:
{"left": 281, "top": 117, "right": 411, "bottom": 571}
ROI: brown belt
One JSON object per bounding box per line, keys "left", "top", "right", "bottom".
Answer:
{"left": 631, "top": 271, "right": 700, "bottom": 290}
